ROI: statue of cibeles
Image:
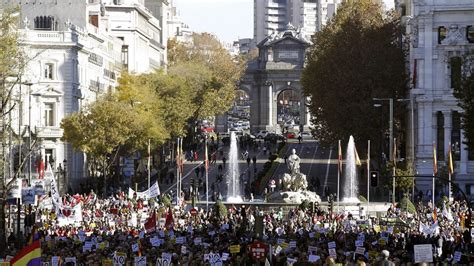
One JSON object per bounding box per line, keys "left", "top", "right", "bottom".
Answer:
{"left": 287, "top": 148, "right": 300, "bottom": 175}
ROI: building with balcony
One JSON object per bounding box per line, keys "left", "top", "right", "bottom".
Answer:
{"left": 0, "top": 0, "right": 168, "bottom": 191}
{"left": 398, "top": 0, "right": 474, "bottom": 197}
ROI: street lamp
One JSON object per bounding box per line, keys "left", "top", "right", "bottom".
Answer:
{"left": 372, "top": 98, "right": 394, "bottom": 161}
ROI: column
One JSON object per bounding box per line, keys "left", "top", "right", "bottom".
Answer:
{"left": 460, "top": 129, "right": 468, "bottom": 174}
{"left": 259, "top": 83, "right": 273, "bottom": 131}
{"left": 267, "top": 84, "right": 273, "bottom": 129}
{"left": 443, "top": 111, "right": 452, "bottom": 161}
{"left": 299, "top": 96, "right": 311, "bottom": 131}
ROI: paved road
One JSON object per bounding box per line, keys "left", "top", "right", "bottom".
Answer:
{"left": 160, "top": 138, "right": 371, "bottom": 202}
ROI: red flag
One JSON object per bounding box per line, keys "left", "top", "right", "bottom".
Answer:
{"left": 144, "top": 211, "right": 156, "bottom": 233}
{"left": 38, "top": 159, "right": 45, "bottom": 179}
{"left": 433, "top": 142, "right": 438, "bottom": 176}
{"left": 338, "top": 140, "right": 342, "bottom": 174}
{"left": 165, "top": 207, "right": 174, "bottom": 229}
{"left": 433, "top": 207, "right": 438, "bottom": 222}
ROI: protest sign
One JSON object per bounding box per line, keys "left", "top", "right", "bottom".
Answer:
{"left": 134, "top": 256, "right": 146, "bottom": 266}
{"left": 453, "top": 251, "right": 462, "bottom": 263}
{"left": 414, "top": 244, "right": 433, "bottom": 263}
{"left": 64, "top": 257, "right": 76, "bottom": 265}
{"left": 22, "top": 187, "right": 35, "bottom": 205}
{"left": 329, "top": 248, "right": 337, "bottom": 259}
{"left": 32, "top": 179, "right": 46, "bottom": 196}
{"left": 355, "top": 247, "right": 366, "bottom": 255}
{"left": 51, "top": 256, "right": 60, "bottom": 266}
{"left": 308, "top": 255, "right": 320, "bottom": 262}
{"left": 221, "top": 253, "right": 229, "bottom": 261}
{"left": 328, "top": 241, "right": 336, "bottom": 249}
{"left": 229, "top": 245, "right": 240, "bottom": 253}
{"left": 308, "top": 246, "right": 317, "bottom": 254}
{"left": 114, "top": 252, "right": 126, "bottom": 266}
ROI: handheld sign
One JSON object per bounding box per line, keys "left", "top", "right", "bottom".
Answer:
{"left": 414, "top": 244, "right": 433, "bottom": 263}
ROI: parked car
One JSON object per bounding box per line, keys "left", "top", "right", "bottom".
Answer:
{"left": 255, "top": 130, "right": 269, "bottom": 139}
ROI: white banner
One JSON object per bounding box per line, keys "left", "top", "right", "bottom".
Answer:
{"left": 49, "top": 168, "right": 63, "bottom": 212}
{"left": 57, "top": 204, "right": 82, "bottom": 226}
{"left": 414, "top": 244, "right": 433, "bottom": 263}
{"left": 128, "top": 181, "right": 161, "bottom": 199}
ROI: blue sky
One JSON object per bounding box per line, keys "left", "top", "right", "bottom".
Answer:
{"left": 174, "top": 0, "right": 395, "bottom": 43}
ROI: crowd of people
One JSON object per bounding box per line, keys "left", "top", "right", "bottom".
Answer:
{"left": 1, "top": 189, "right": 472, "bottom": 265}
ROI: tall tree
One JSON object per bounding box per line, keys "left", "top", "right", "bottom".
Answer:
{"left": 301, "top": 0, "right": 407, "bottom": 152}
{"left": 0, "top": 6, "right": 28, "bottom": 254}
{"left": 453, "top": 59, "right": 474, "bottom": 153}
{"left": 168, "top": 33, "right": 245, "bottom": 119}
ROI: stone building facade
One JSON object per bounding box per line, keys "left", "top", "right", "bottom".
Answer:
{"left": 0, "top": 0, "right": 168, "bottom": 191}
{"left": 399, "top": 0, "right": 474, "bottom": 196}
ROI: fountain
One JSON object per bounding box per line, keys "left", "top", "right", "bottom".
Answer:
{"left": 226, "top": 131, "right": 243, "bottom": 203}
{"left": 343, "top": 135, "right": 360, "bottom": 202}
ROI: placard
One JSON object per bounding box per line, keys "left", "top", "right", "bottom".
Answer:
{"left": 414, "top": 244, "right": 433, "bottom": 263}
{"left": 328, "top": 241, "right": 336, "bottom": 249}
{"left": 134, "top": 256, "right": 146, "bottom": 266}
{"left": 229, "top": 245, "right": 240, "bottom": 253}
{"left": 308, "top": 255, "right": 320, "bottom": 262}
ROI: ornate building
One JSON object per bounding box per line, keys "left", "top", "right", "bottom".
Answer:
{"left": 399, "top": 0, "right": 474, "bottom": 196}
{"left": 216, "top": 25, "right": 311, "bottom": 133}
{"left": 0, "top": 0, "right": 169, "bottom": 192}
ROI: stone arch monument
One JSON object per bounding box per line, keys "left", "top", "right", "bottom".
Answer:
{"left": 216, "top": 24, "right": 312, "bottom": 133}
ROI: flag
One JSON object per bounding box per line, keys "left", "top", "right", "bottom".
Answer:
{"left": 144, "top": 211, "right": 156, "bottom": 233}
{"left": 433, "top": 207, "right": 438, "bottom": 222}
{"left": 28, "top": 226, "right": 41, "bottom": 245}
{"left": 38, "top": 159, "right": 45, "bottom": 179}
{"left": 10, "top": 240, "right": 41, "bottom": 266}
{"left": 447, "top": 142, "right": 454, "bottom": 175}
{"left": 392, "top": 138, "right": 397, "bottom": 166}
{"left": 205, "top": 140, "right": 209, "bottom": 173}
{"left": 165, "top": 207, "right": 174, "bottom": 229}
{"left": 338, "top": 140, "right": 342, "bottom": 174}
{"left": 433, "top": 142, "right": 438, "bottom": 176}
{"left": 354, "top": 146, "right": 361, "bottom": 166}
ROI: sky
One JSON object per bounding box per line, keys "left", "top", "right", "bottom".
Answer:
{"left": 174, "top": 0, "right": 396, "bottom": 43}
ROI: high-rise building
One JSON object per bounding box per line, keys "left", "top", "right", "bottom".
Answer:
{"left": 254, "top": 0, "right": 339, "bottom": 45}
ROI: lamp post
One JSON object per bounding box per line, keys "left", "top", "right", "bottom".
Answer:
{"left": 373, "top": 98, "right": 394, "bottom": 203}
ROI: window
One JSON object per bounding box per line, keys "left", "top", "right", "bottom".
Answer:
{"left": 89, "top": 14, "right": 99, "bottom": 27}
{"left": 467, "top": 26, "right": 474, "bottom": 43}
{"left": 34, "top": 16, "right": 55, "bottom": 30}
{"left": 43, "top": 103, "right": 55, "bottom": 127}
{"left": 451, "top": 112, "right": 461, "bottom": 161}
{"left": 450, "top": 57, "right": 462, "bottom": 90}
{"left": 121, "top": 45, "right": 129, "bottom": 70}
{"left": 438, "top": 26, "right": 446, "bottom": 44}
{"left": 44, "top": 63, "right": 54, "bottom": 79}
{"left": 436, "top": 112, "right": 444, "bottom": 161}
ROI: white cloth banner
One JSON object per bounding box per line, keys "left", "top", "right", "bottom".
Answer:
{"left": 57, "top": 204, "right": 82, "bottom": 226}
{"left": 7, "top": 178, "right": 22, "bottom": 199}
{"left": 128, "top": 181, "right": 161, "bottom": 199}
{"left": 49, "top": 168, "right": 63, "bottom": 212}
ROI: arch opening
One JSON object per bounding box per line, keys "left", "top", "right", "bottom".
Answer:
{"left": 276, "top": 88, "right": 300, "bottom": 133}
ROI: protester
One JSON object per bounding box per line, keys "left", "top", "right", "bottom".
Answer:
{"left": 2, "top": 190, "right": 472, "bottom": 265}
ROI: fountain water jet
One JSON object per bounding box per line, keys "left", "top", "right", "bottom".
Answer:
{"left": 226, "top": 131, "right": 243, "bottom": 202}
{"left": 343, "top": 135, "right": 360, "bottom": 202}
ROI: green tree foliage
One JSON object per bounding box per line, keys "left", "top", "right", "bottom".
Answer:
{"left": 453, "top": 67, "right": 474, "bottom": 153}
{"left": 398, "top": 195, "right": 416, "bottom": 214}
{"left": 168, "top": 33, "right": 245, "bottom": 119}
{"left": 0, "top": 6, "right": 29, "bottom": 254}
{"left": 302, "top": 0, "right": 407, "bottom": 151}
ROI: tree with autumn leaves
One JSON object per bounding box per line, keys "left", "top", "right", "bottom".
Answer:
{"left": 302, "top": 0, "right": 408, "bottom": 158}
{"left": 60, "top": 33, "right": 245, "bottom": 192}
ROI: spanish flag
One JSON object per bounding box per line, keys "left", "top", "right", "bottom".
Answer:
{"left": 433, "top": 142, "right": 438, "bottom": 176}
{"left": 10, "top": 240, "right": 41, "bottom": 266}
{"left": 447, "top": 142, "right": 454, "bottom": 175}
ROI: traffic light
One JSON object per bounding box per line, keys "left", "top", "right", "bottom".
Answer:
{"left": 370, "top": 171, "right": 379, "bottom": 187}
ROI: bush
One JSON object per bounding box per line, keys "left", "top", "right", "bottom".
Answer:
{"left": 358, "top": 195, "right": 368, "bottom": 203}
{"left": 398, "top": 196, "right": 416, "bottom": 214}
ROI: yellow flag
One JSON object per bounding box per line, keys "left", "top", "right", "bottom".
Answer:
{"left": 354, "top": 146, "right": 361, "bottom": 166}
{"left": 447, "top": 142, "right": 454, "bottom": 175}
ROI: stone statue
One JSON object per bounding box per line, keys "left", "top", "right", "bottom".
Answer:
{"left": 287, "top": 149, "right": 300, "bottom": 175}
{"left": 23, "top": 16, "right": 29, "bottom": 30}
{"left": 267, "top": 148, "right": 320, "bottom": 204}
